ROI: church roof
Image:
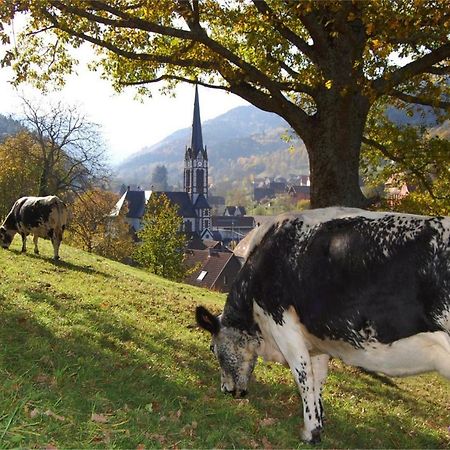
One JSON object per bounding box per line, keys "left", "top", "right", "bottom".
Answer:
{"left": 110, "top": 189, "right": 151, "bottom": 219}
{"left": 112, "top": 190, "right": 198, "bottom": 219}
{"left": 189, "top": 85, "right": 207, "bottom": 160}
{"left": 159, "top": 191, "right": 197, "bottom": 218}
{"left": 193, "top": 193, "right": 211, "bottom": 210}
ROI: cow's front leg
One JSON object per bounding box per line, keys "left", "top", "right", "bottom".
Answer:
{"left": 269, "top": 324, "right": 323, "bottom": 441}
{"left": 33, "top": 235, "right": 39, "bottom": 254}
{"left": 21, "top": 233, "right": 27, "bottom": 253}
{"left": 311, "top": 354, "right": 330, "bottom": 429}
{"left": 291, "top": 350, "right": 323, "bottom": 443}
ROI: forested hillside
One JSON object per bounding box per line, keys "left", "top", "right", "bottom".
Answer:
{"left": 0, "top": 114, "right": 23, "bottom": 142}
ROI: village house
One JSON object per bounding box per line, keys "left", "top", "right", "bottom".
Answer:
{"left": 184, "top": 248, "right": 242, "bottom": 293}
{"left": 253, "top": 174, "right": 311, "bottom": 203}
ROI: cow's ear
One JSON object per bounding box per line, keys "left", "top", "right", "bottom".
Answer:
{"left": 196, "top": 306, "right": 220, "bottom": 335}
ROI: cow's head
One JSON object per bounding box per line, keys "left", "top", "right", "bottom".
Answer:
{"left": 196, "top": 305, "right": 259, "bottom": 398}
{"left": 0, "top": 226, "right": 13, "bottom": 249}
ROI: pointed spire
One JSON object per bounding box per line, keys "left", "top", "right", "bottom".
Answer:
{"left": 190, "top": 85, "right": 204, "bottom": 158}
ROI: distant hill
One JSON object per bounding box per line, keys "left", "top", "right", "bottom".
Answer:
{"left": 115, "top": 105, "right": 309, "bottom": 190}
{"left": 0, "top": 114, "right": 23, "bottom": 142}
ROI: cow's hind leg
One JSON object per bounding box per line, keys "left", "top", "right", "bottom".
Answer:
{"left": 33, "top": 235, "right": 39, "bottom": 254}
{"left": 21, "top": 233, "right": 27, "bottom": 253}
{"left": 50, "top": 229, "right": 62, "bottom": 260}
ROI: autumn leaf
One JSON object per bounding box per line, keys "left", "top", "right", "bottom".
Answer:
{"left": 259, "top": 417, "right": 277, "bottom": 427}
{"left": 366, "top": 22, "right": 375, "bottom": 35}
{"left": 45, "top": 444, "right": 58, "bottom": 450}
{"left": 91, "top": 413, "right": 108, "bottom": 423}
{"left": 29, "top": 408, "right": 40, "bottom": 419}
{"left": 44, "top": 410, "right": 65, "bottom": 422}
{"left": 261, "top": 436, "right": 273, "bottom": 449}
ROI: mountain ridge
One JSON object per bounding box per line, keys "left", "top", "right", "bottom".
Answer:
{"left": 115, "top": 105, "right": 309, "bottom": 189}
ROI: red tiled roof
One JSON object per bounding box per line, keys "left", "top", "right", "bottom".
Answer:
{"left": 184, "top": 249, "right": 235, "bottom": 289}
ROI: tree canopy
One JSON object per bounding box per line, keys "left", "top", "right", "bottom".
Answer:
{"left": 1, "top": 1, "right": 449, "bottom": 207}
{"left": 66, "top": 188, "right": 134, "bottom": 260}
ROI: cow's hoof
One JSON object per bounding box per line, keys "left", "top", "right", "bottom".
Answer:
{"left": 53, "top": 256, "right": 60, "bottom": 261}
{"left": 301, "top": 427, "right": 322, "bottom": 445}
{"left": 34, "top": 250, "right": 39, "bottom": 255}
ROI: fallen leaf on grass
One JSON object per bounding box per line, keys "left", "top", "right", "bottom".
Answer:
{"left": 181, "top": 421, "right": 198, "bottom": 437}
{"left": 259, "top": 417, "right": 277, "bottom": 427}
{"left": 146, "top": 434, "right": 166, "bottom": 445}
{"left": 91, "top": 413, "right": 108, "bottom": 423}
{"left": 35, "top": 374, "right": 57, "bottom": 387}
{"left": 44, "top": 410, "right": 65, "bottom": 422}
{"left": 261, "top": 436, "right": 273, "bottom": 449}
{"left": 168, "top": 409, "right": 182, "bottom": 422}
{"left": 29, "top": 408, "right": 40, "bottom": 419}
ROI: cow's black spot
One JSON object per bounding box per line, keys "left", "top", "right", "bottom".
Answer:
{"left": 20, "top": 203, "right": 53, "bottom": 229}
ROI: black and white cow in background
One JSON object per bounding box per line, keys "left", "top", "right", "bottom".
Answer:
{"left": 0, "top": 196, "right": 68, "bottom": 260}
{"left": 196, "top": 207, "right": 450, "bottom": 444}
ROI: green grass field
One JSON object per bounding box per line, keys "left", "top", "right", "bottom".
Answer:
{"left": 0, "top": 239, "right": 448, "bottom": 448}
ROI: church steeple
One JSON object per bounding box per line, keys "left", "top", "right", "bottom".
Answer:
{"left": 190, "top": 85, "right": 206, "bottom": 159}
{"left": 184, "top": 85, "right": 208, "bottom": 198}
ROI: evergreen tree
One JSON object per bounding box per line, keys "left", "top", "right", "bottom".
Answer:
{"left": 134, "top": 193, "right": 188, "bottom": 281}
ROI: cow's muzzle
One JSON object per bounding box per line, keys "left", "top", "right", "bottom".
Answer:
{"left": 223, "top": 388, "right": 248, "bottom": 398}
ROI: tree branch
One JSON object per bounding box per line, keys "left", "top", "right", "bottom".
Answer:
{"left": 390, "top": 89, "right": 450, "bottom": 110}
{"left": 372, "top": 42, "right": 450, "bottom": 96}
{"left": 118, "top": 74, "right": 230, "bottom": 91}
{"left": 251, "top": 0, "right": 317, "bottom": 64}
{"left": 50, "top": 0, "right": 192, "bottom": 40}
{"left": 426, "top": 66, "right": 450, "bottom": 75}
{"left": 40, "top": 8, "right": 217, "bottom": 71}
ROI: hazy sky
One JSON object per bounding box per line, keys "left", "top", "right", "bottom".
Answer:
{"left": 0, "top": 47, "right": 248, "bottom": 165}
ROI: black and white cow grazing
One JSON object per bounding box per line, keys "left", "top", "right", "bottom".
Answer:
{"left": 196, "top": 207, "right": 450, "bottom": 444}
{"left": 0, "top": 196, "right": 68, "bottom": 260}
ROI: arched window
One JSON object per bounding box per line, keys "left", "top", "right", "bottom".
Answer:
{"left": 196, "top": 169, "right": 204, "bottom": 192}
{"left": 185, "top": 170, "right": 191, "bottom": 188}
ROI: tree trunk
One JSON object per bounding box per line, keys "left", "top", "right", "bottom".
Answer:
{"left": 38, "top": 164, "right": 50, "bottom": 197}
{"left": 301, "top": 92, "right": 370, "bottom": 209}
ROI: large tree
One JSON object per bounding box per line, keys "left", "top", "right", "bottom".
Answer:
{"left": 20, "top": 98, "right": 109, "bottom": 196}
{"left": 1, "top": 1, "right": 449, "bottom": 207}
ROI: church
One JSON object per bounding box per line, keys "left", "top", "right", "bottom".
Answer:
{"left": 112, "top": 85, "right": 212, "bottom": 238}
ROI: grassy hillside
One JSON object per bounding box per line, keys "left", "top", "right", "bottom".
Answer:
{"left": 0, "top": 240, "right": 448, "bottom": 449}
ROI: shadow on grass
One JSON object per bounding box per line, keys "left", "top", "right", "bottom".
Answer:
{"left": 8, "top": 248, "right": 113, "bottom": 278}
{"left": 0, "top": 293, "right": 448, "bottom": 449}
